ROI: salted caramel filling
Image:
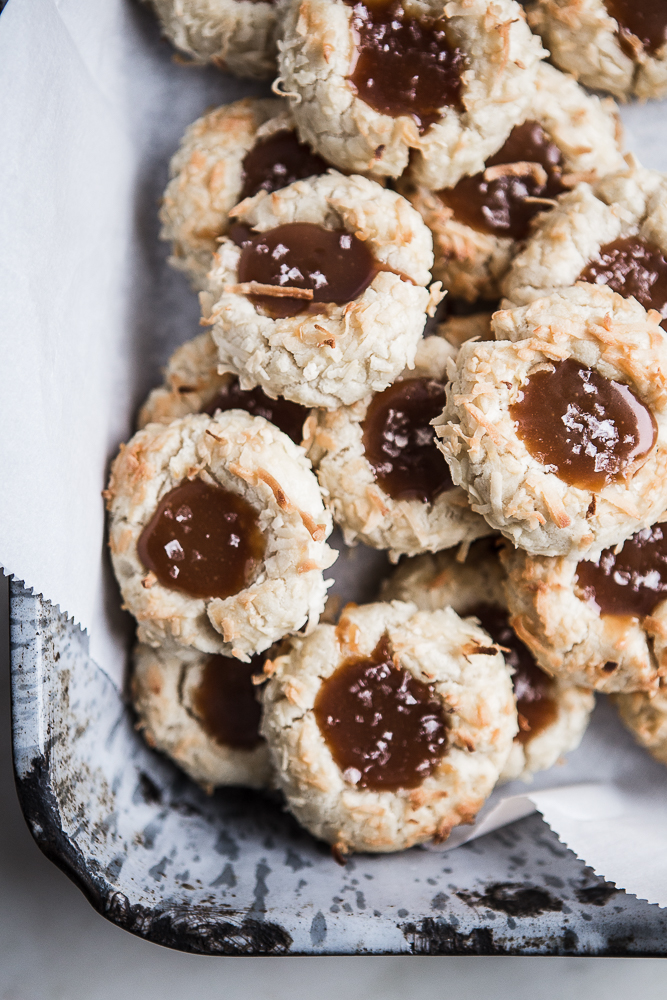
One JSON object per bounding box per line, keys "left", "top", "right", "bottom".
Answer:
{"left": 231, "top": 222, "right": 380, "bottom": 318}
{"left": 579, "top": 236, "right": 667, "bottom": 330}
{"left": 239, "top": 130, "right": 329, "bottom": 202}
{"left": 137, "top": 479, "right": 266, "bottom": 600}
{"left": 191, "top": 653, "right": 263, "bottom": 750}
{"left": 604, "top": 0, "right": 667, "bottom": 56}
{"left": 576, "top": 524, "right": 667, "bottom": 618}
{"left": 313, "top": 635, "right": 447, "bottom": 791}
{"left": 345, "top": 0, "right": 465, "bottom": 133}
{"left": 510, "top": 358, "right": 657, "bottom": 492}
{"left": 471, "top": 603, "right": 557, "bottom": 745}
{"left": 203, "top": 376, "right": 309, "bottom": 445}
{"left": 438, "top": 121, "right": 566, "bottom": 241}
{"left": 362, "top": 377, "right": 452, "bottom": 503}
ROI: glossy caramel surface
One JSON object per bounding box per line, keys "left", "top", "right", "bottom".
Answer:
{"left": 137, "top": 479, "right": 266, "bottom": 600}
{"left": 192, "top": 654, "right": 263, "bottom": 750}
{"left": 313, "top": 635, "right": 447, "bottom": 791}
{"left": 510, "top": 358, "right": 657, "bottom": 491}
{"left": 576, "top": 524, "right": 667, "bottom": 617}
{"left": 579, "top": 236, "right": 667, "bottom": 330}
{"left": 204, "top": 376, "right": 309, "bottom": 445}
{"left": 605, "top": 0, "right": 667, "bottom": 55}
{"left": 439, "top": 121, "right": 566, "bottom": 241}
{"left": 240, "top": 130, "right": 329, "bottom": 201}
{"left": 471, "top": 603, "right": 557, "bottom": 745}
{"left": 233, "top": 222, "right": 379, "bottom": 318}
{"left": 362, "top": 377, "right": 452, "bottom": 504}
{"left": 346, "top": 0, "right": 464, "bottom": 133}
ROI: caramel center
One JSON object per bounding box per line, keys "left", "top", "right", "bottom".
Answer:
{"left": 579, "top": 236, "right": 667, "bottom": 331}
{"left": 362, "top": 377, "right": 453, "bottom": 503}
{"left": 510, "top": 358, "right": 657, "bottom": 491}
{"left": 240, "top": 130, "right": 329, "bottom": 202}
{"left": 313, "top": 635, "right": 448, "bottom": 791}
{"left": 438, "top": 120, "right": 566, "bottom": 241}
{"left": 345, "top": 0, "right": 465, "bottom": 134}
{"left": 604, "top": 0, "right": 667, "bottom": 55}
{"left": 203, "top": 376, "right": 309, "bottom": 445}
{"left": 191, "top": 654, "right": 263, "bottom": 750}
{"left": 576, "top": 524, "right": 667, "bottom": 618}
{"left": 470, "top": 603, "right": 557, "bottom": 746}
{"left": 137, "top": 479, "right": 266, "bottom": 600}
{"left": 232, "top": 222, "right": 380, "bottom": 318}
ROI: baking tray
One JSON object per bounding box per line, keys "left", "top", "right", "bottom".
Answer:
{"left": 6, "top": 0, "right": 667, "bottom": 957}
{"left": 10, "top": 578, "right": 667, "bottom": 955}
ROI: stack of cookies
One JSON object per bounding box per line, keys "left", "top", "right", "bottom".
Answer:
{"left": 107, "top": 0, "right": 667, "bottom": 855}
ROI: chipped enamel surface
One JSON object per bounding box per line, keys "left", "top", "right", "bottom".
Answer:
{"left": 10, "top": 580, "right": 667, "bottom": 954}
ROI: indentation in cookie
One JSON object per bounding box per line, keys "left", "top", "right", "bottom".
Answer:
{"left": 137, "top": 478, "right": 266, "bottom": 600}
{"left": 438, "top": 120, "right": 567, "bottom": 241}
{"left": 190, "top": 653, "right": 264, "bottom": 750}
{"left": 470, "top": 603, "right": 558, "bottom": 744}
{"left": 604, "top": 0, "right": 667, "bottom": 56}
{"left": 203, "top": 376, "right": 309, "bottom": 446}
{"left": 576, "top": 523, "right": 667, "bottom": 617}
{"left": 239, "top": 129, "right": 330, "bottom": 201}
{"left": 313, "top": 633, "right": 448, "bottom": 790}
{"left": 345, "top": 0, "right": 465, "bottom": 132}
{"left": 579, "top": 236, "right": 667, "bottom": 330}
{"left": 231, "top": 221, "right": 381, "bottom": 317}
{"left": 361, "top": 377, "right": 452, "bottom": 503}
{"left": 510, "top": 357, "right": 657, "bottom": 492}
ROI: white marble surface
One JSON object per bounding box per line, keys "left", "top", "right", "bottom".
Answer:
{"left": 0, "top": 573, "right": 664, "bottom": 1000}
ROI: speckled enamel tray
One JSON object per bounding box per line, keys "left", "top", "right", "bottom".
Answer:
{"left": 10, "top": 579, "right": 667, "bottom": 955}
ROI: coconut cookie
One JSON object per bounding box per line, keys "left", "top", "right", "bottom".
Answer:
{"left": 615, "top": 684, "right": 667, "bottom": 766}
{"left": 398, "top": 62, "right": 624, "bottom": 303}
{"left": 146, "top": 0, "right": 282, "bottom": 79}
{"left": 502, "top": 164, "right": 667, "bottom": 330}
{"left": 138, "top": 331, "right": 314, "bottom": 449}
{"left": 502, "top": 524, "right": 667, "bottom": 694}
{"left": 435, "top": 285, "right": 667, "bottom": 558}
{"left": 382, "top": 539, "right": 594, "bottom": 782}
{"left": 106, "top": 411, "right": 336, "bottom": 658}
{"left": 132, "top": 641, "right": 273, "bottom": 790}
{"left": 201, "top": 172, "right": 442, "bottom": 409}
{"left": 313, "top": 337, "right": 491, "bottom": 560}
{"left": 260, "top": 600, "right": 516, "bottom": 853}
{"left": 160, "top": 98, "right": 332, "bottom": 290}
{"left": 276, "top": 0, "right": 545, "bottom": 183}
{"left": 525, "top": 0, "right": 667, "bottom": 101}
{"left": 437, "top": 307, "right": 495, "bottom": 351}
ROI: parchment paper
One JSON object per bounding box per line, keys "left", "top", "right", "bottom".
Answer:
{"left": 1, "top": 0, "right": 667, "bottom": 905}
